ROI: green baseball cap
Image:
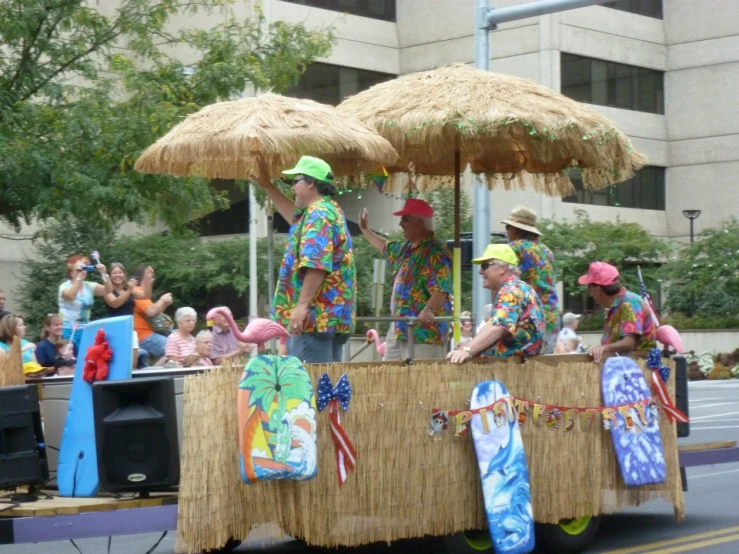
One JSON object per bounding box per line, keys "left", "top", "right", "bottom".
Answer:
{"left": 472, "top": 244, "right": 519, "bottom": 266}
{"left": 282, "top": 156, "right": 333, "bottom": 183}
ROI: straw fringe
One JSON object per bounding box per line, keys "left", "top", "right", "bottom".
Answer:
{"left": 175, "top": 356, "right": 682, "bottom": 553}
{"left": 0, "top": 337, "right": 25, "bottom": 387}
{"left": 134, "top": 94, "right": 398, "bottom": 179}
{"left": 338, "top": 64, "right": 647, "bottom": 193}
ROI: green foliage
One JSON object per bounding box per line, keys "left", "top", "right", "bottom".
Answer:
{"left": 660, "top": 218, "right": 739, "bottom": 319}
{"left": 0, "top": 0, "right": 334, "bottom": 231}
{"left": 541, "top": 209, "right": 670, "bottom": 311}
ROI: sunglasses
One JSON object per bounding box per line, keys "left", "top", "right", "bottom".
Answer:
{"left": 480, "top": 262, "right": 492, "bottom": 271}
{"left": 290, "top": 175, "right": 305, "bottom": 186}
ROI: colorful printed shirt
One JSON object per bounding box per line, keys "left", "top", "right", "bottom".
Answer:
{"left": 58, "top": 280, "right": 96, "bottom": 333}
{"left": 509, "top": 239, "right": 560, "bottom": 336}
{"left": 272, "top": 197, "right": 356, "bottom": 335}
{"left": 385, "top": 234, "right": 453, "bottom": 345}
{"left": 602, "top": 288, "right": 657, "bottom": 351}
{"left": 481, "top": 275, "right": 545, "bottom": 357}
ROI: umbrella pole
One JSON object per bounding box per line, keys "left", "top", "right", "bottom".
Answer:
{"left": 453, "top": 148, "right": 462, "bottom": 345}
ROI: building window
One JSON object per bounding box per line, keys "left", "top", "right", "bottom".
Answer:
{"left": 602, "top": 0, "right": 662, "bottom": 19}
{"left": 280, "top": 0, "right": 396, "bottom": 22}
{"left": 283, "top": 63, "right": 395, "bottom": 106}
{"left": 561, "top": 53, "right": 664, "bottom": 114}
{"left": 563, "top": 166, "right": 665, "bottom": 211}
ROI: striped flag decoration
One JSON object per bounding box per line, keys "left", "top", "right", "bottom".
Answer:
{"left": 637, "top": 265, "right": 660, "bottom": 327}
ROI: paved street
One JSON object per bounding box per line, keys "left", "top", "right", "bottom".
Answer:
{"left": 4, "top": 381, "right": 739, "bottom": 554}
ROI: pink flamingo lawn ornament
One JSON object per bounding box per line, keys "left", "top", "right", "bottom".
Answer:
{"left": 206, "top": 308, "right": 290, "bottom": 351}
{"left": 366, "top": 329, "right": 386, "bottom": 358}
{"left": 656, "top": 325, "right": 684, "bottom": 355}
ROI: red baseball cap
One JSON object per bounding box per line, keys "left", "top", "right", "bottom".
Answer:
{"left": 393, "top": 198, "right": 434, "bottom": 218}
{"left": 578, "top": 262, "right": 619, "bottom": 286}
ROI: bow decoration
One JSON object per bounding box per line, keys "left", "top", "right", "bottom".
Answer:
{"left": 646, "top": 348, "right": 689, "bottom": 424}
{"left": 317, "top": 373, "right": 357, "bottom": 486}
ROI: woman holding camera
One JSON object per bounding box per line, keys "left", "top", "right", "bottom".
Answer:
{"left": 58, "top": 254, "right": 112, "bottom": 354}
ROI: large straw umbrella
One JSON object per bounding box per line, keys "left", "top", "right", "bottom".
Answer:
{"left": 135, "top": 93, "right": 398, "bottom": 318}
{"left": 337, "top": 63, "right": 647, "bottom": 341}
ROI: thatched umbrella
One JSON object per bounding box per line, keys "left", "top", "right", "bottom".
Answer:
{"left": 134, "top": 93, "right": 398, "bottom": 178}
{"left": 135, "top": 93, "right": 398, "bottom": 320}
{"left": 337, "top": 63, "right": 647, "bottom": 341}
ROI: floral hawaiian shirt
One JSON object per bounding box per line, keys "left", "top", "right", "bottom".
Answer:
{"left": 509, "top": 239, "right": 561, "bottom": 336}
{"left": 385, "top": 234, "right": 453, "bottom": 345}
{"left": 480, "top": 275, "right": 545, "bottom": 357}
{"left": 272, "top": 197, "right": 356, "bottom": 335}
{"left": 602, "top": 288, "right": 657, "bottom": 351}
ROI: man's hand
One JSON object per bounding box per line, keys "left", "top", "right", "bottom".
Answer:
{"left": 359, "top": 208, "right": 369, "bottom": 232}
{"left": 588, "top": 345, "right": 607, "bottom": 363}
{"left": 419, "top": 307, "right": 434, "bottom": 326}
{"left": 289, "top": 305, "right": 309, "bottom": 335}
{"left": 447, "top": 347, "right": 472, "bottom": 364}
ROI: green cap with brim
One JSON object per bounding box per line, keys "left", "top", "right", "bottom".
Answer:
{"left": 282, "top": 156, "right": 333, "bottom": 183}
{"left": 472, "top": 244, "right": 519, "bottom": 266}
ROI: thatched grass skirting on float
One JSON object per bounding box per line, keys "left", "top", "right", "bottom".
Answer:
{"left": 175, "top": 355, "right": 683, "bottom": 553}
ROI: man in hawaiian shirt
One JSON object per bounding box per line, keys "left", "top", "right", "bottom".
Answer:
{"left": 359, "top": 198, "right": 452, "bottom": 360}
{"left": 447, "top": 244, "right": 544, "bottom": 363}
{"left": 578, "top": 261, "right": 657, "bottom": 363}
{"left": 254, "top": 156, "right": 355, "bottom": 363}
{"left": 502, "top": 205, "right": 561, "bottom": 353}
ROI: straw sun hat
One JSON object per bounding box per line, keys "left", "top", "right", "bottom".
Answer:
{"left": 500, "top": 205, "right": 542, "bottom": 236}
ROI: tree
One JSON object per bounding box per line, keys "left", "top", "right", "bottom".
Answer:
{"left": 541, "top": 209, "right": 670, "bottom": 314}
{"left": 0, "top": 0, "right": 334, "bottom": 231}
{"left": 660, "top": 218, "right": 739, "bottom": 320}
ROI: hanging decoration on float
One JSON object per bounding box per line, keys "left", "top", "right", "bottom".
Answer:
{"left": 429, "top": 395, "right": 659, "bottom": 438}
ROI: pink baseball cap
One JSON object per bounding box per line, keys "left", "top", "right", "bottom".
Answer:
{"left": 393, "top": 198, "right": 434, "bottom": 218}
{"left": 578, "top": 262, "right": 619, "bottom": 286}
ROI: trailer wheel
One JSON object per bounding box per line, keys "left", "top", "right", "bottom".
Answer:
{"left": 442, "top": 529, "right": 494, "bottom": 553}
{"left": 535, "top": 516, "right": 601, "bottom": 554}
{"left": 204, "top": 537, "right": 242, "bottom": 553}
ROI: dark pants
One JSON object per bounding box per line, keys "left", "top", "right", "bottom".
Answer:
{"left": 287, "top": 333, "right": 349, "bottom": 363}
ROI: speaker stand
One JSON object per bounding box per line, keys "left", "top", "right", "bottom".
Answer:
{"left": 10, "top": 485, "right": 41, "bottom": 503}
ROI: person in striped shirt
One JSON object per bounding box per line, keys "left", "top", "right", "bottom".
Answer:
{"left": 163, "top": 307, "right": 197, "bottom": 365}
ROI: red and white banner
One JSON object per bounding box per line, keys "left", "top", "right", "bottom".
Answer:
{"left": 651, "top": 371, "right": 689, "bottom": 424}
{"left": 329, "top": 399, "right": 357, "bottom": 486}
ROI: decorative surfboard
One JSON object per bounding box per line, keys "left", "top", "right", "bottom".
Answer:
{"left": 237, "top": 354, "right": 317, "bottom": 484}
{"left": 470, "top": 380, "right": 535, "bottom": 554}
{"left": 601, "top": 356, "right": 666, "bottom": 486}
{"left": 58, "top": 316, "right": 134, "bottom": 497}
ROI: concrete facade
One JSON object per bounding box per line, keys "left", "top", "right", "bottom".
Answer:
{"left": 1, "top": 0, "right": 737, "bottom": 314}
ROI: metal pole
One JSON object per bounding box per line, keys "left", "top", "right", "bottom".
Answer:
{"left": 472, "top": 0, "right": 491, "bottom": 330}
{"left": 453, "top": 148, "right": 462, "bottom": 345}
{"left": 248, "top": 184, "right": 258, "bottom": 357}
{"left": 471, "top": 0, "right": 612, "bottom": 328}
{"left": 689, "top": 218, "right": 695, "bottom": 315}
{"left": 485, "top": 0, "right": 612, "bottom": 28}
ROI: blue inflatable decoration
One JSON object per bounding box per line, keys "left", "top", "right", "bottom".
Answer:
{"left": 57, "top": 316, "right": 134, "bottom": 497}
{"left": 601, "top": 356, "right": 666, "bottom": 486}
{"left": 470, "top": 380, "right": 535, "bottom": 554}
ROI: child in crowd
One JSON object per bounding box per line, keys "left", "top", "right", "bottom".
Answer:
{"left": 184, "top": 330, "right": 214, "bottom": 368}
{"left": 36, "top": 313, "right": 76, "bottom": 375}
{"left": 0, "top": 314, "right": 51, "bottom": 377}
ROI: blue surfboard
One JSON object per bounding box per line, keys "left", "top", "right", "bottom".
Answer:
{"left": 470, "top": 380, "right": 535, "bottom": 554}
{"left": 601, "top": 357, "right": 666, "bottom": 486}
{"left": 57, "top": 316, "right": 134, "bottom": 497}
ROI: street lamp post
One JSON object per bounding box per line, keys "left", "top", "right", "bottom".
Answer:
{"left": 682, "top": 209, "right": 701, "bottom": 315}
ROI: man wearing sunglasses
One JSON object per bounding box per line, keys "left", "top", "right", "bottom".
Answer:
{"left": 447, "top": 244, "right": 544, "bottom": 363}
{"left": 254, "top": 155, "right": 355, "bottom": 363}
{"left": 359, "top": 198, "right": 452, "bottom": 361}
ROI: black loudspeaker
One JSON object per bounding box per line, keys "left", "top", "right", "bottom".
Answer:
{"left": 92, "top": 377, "right": 179, "bottom": 493}
{"left": 0, "top": 385, "right": 49, "bottom": 489}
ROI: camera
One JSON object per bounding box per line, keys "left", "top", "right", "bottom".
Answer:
{"left": 80, "top": 264, "right": 96, "bottom": 272}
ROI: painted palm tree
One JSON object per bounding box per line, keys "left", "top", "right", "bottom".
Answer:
{"left": 239, "top": 354, "right": 313, "bottom": 483}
